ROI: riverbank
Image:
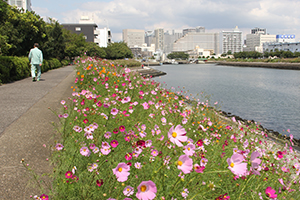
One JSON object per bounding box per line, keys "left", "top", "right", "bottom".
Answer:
{"left": 211, "top": 60, "right": 300, "bottom": 70}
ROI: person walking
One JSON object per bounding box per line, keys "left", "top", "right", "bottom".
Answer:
{"left": 28, "top": 43, "right": 43, "bottom": 82}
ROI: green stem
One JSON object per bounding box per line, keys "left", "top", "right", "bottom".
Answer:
{"left": 239, "top": 176, "right": 254, "bottom": 199}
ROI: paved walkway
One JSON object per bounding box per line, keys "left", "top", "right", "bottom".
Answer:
{"left": 0, "top": 65, "right": 76, "bottom": 199}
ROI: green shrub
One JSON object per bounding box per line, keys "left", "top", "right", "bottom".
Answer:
{"left": 0, "top": 56, "right": 30, "bottom": 83}
{"left": 61, "top": 59, "right": 70, "bottom": 66}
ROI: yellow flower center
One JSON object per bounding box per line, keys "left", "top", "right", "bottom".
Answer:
{"left": 188, "top": 148, "right": 191, "bottom": 151}
{"left": 141, "top": 185, "right": 147, "bottom": 192}
{"left": 230, "top": 162, "right": 234, "bottom": 168}
{"left": 172, "top": 132, "right": 177, "bottom": 138}
{"left": 178, "top": 161, "right": 183, "bottom": 166}
{"left": 118, "top": 167, "right": 122, "bottom": 172}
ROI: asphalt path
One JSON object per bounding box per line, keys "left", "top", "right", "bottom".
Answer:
{"left": 0, "top": 65, "right": 76, "bottom": 199}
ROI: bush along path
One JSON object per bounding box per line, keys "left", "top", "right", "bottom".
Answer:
{"left": 24, "top": 56, "right": 300, "bottom": 200}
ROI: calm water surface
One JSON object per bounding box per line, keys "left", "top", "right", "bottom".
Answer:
{"left": 152, "top": 64, "right": 300, "bottom": 139}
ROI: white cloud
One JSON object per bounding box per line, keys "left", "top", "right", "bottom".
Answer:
{"left": 43, "top": 0, "right": 300, "bottom": 41}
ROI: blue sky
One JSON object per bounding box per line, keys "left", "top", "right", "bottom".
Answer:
{"left": 32, "top": 0, "right": 300, "bottom": 42}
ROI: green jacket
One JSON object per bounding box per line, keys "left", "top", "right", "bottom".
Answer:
{"left": 28, "top": 47, "right": 43, "bottom": 65}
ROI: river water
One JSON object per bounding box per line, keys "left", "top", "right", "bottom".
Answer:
{"left": 152, "top": 63, "right": 300, "bottom": 139}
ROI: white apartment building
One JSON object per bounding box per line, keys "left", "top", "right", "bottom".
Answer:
{"left": 7, "top": 0, "right": 32, "bottom": 11}
{"left": 122, "top": 29, "right": 145, "bottom": 48}
{"left": 219, "top": 26, "right": 243, "bottom": 54}
{"left": 94, "top": 27, "right": 112, "bottom": 48}
{"left": 244, "top": 34, "right": 276, "bottom": 53}
{"left": 172, "top": 32, "right": 219, "bottom": 55}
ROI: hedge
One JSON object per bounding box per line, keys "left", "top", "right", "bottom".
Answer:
{"left": 0, "top": 56, "right": 68, "bottom": 84}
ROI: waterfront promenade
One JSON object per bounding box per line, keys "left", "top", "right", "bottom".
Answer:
{"left": 0, "top": 65, "right": 76, "bottom": 199}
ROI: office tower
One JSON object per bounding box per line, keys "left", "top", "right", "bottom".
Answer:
{"left": 122, "top": 29, "right": 145, "bottom": 48}
{"left": 155, "top": 28, "right": 164, "bottom": 52}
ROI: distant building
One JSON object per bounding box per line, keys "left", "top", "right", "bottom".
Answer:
{"left": 145, "top": 31, "right": 155, "bottom": 47}
{"left": 164, "top": 30, "right": 183, "bottom": 54}
{"left": 62, "top": 23, "right": 98, "bottom": 43}
{"left": 7, "top": 0, "right": 32, "bottom": 11}
{"left": 276, "top": 34, "right": 296, "bottom": 43}
{"left": 122, "top": 29, "right": 145, "bottom": 48}
{"left": 244, "top": 34, "right": 276, "bottom": 53}
{"left": 155, "top": 28, "right": 164, "bottom": 51}
{"left": 173, "top": 32, "right": 219, "bottom": 55}
{"left": 263, "top": 42, "right": 300, "bottom": 53}
{"left": 251, "top": 27, "right": 266, "bottom": 35}
{"left": 219, "top": 26, "right": 243, "bottom": 54}
{"left": 263, "top": 34, "right": 299, "bottom": 53}
{"left": 183, "top": 26, "right": 205, "bottom": 35}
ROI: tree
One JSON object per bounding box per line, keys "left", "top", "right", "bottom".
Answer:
{"left": 63, "top": 29, "right": 86, "bottom": 59}
{"left": 105, "top": 42, "right": 133, "bottom": 59}
{"left": 167, "top": 52, "right": 189, "bottom": 60}
{"left": 43, "top": 20, "right": 65, "bottom": 60}
{"left": 85, "top": 42, "right": 106, "bottom": 58}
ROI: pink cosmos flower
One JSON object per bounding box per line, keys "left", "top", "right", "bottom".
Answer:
{"left": 265, "top": 187, "right": 277, "bottom": 199}
{"left": 65, "top": 171, "right": 73, "bottom": 179}
{"left": 136, "top": 180, "right": 157, "bottom": 200}
{"left": 177, "top": 155, "right": 193, "bottom": 174}
{"left": 93, "top": 147, "right": 99, "bottom": 154}
{"left": 55, "top": 143, "right": 64, "bottom": 151}
{"left": 80, "top": 147, "right": 91, "bottom": 157}
{"left": 135, "top": 162, "right": 142, "bottom": 169}
{"left": 101, "top": 148, "right": 111, "bottom": 155}
{"left": 250, "top": 151, "right": 261, "bottom": 175}
{"left": 227, "top": 153, "right": 247, "bottom": 176}
{"left": 40, "top": 194, "right": 49, "bottom": 200}
{"left": 200, "top": 158, "right": 208, "bottom": 167}
{"left": 112, "top": 162, "right": 130, "bottom": 182}
{"left": 193, "top": 164, "right": 205, "bottom": 173}
{"left": 104, "top": 131, "right": 112, "bottom": 138}
{"left": 181, "top": 188, "right": 189, "bottom": 198}
{"left": 123, "top": 185, "right": 134, "bottom": 196}
{"left": 111, "top": 140, "right": 119, "bottom": 148}
{"left": 183, "top": 143, "right": 195, "bottom": 156}
{"left": 142, "top": 102, "right": 149, "bottom": 109}
{"left": 168, "top": 125, "right": 187, "bottom": 147}
{"left": 151, "top": 149, "right": 158, "bottom": 157}
{"left": 145, "top": 140, "right": 152, "bottom": 147}
{"left": 102, "top": 141, "right": 111, "bottom": 149}
{"left": 111, "top": 108, "right": 119, "bottom": 115}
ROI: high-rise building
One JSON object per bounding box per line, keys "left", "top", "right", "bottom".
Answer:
{"left": 219, "top": 26, "right": 243, "bottom": 54}
{"left": 245, "top": 34, "right": 276, "bottom": 53}
{"left": 7, "top": 0, "right": 32, "bottom": 11}
{"left": 145, "top": 31, "right": 155, "bottom": 47}
{"left": 164, "top": 30, "right": 183, "bottom": 54}
{"left": 155, "top": 28, "right": 164, "bottom": 51}
{"left": 173, "top": 32, "right": 219, "bottom": 55}
{"left": 122, "top": 29, "right": 145, "bottom": 48}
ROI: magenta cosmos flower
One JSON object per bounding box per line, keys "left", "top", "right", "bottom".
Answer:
{"left": 227, "top": 153, "right": 247, "bottom": 176}
{"left": 265, "top": 187, "right": 277, "bottom": 199}
{"left": 177, "top": 155, "right": 193, "bottom": 174}
{"left": 111, "top": 140, "right": 119, "bottom": 148}
{"left": 112, "top": 162, "right": 130, "bottom": 182}
{"left": 65, "top": 171, "right": 73, "bottom": 179}
{"left": 136, "top": 180, "right": 157, "bottom": 200}
{"left": 111, "top": 108, "right": 119, "bottom": 115}
{"left": 168, "top": 125, "right": 187, "bottom": 147}
{"left": 40, "top": 194, "right": 49, "bottom": 200}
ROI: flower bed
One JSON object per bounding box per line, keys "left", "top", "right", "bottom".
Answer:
{"left": 27, "top": 56, "right": 300, "bottom": 199}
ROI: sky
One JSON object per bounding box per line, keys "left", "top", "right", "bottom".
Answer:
{"left": 31, "top": 0, "right": 300, "bottom": 42}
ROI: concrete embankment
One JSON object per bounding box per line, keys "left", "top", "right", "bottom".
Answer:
{"left": 212, "top": 61, "right": 300, "bottom": 70}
